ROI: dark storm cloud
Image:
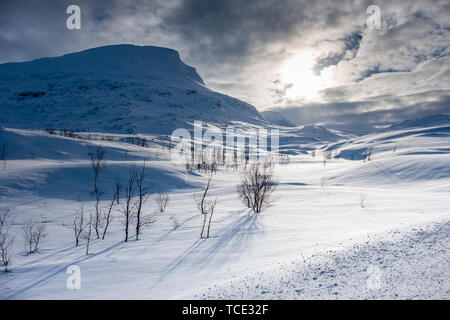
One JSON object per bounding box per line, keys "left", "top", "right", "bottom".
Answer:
{"left": 0, "top": 0, "right": 166, "bottom": 63}
{"left": 0, "top": 0, "right": 449, "bottom": 132}
{"left": 0, "top": 0, "right": 371, "bottom": 80}
{"left": 162, "top": 0, "right": 310, "bottom": 61}
{"left": 313, "top": 30, "right": 363, "bottom": 75}
{"left": 275, "top": 93, "right": 450, "bottom": 133}
{"left": 0, "top": 0, "right": 107, "bottom": 62}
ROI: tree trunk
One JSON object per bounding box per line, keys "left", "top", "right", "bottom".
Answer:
{"left": 201, "top": 214, "right": 207, "bottom": 238}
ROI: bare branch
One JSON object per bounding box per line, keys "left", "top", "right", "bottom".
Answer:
{"left": 22, "top": 221, "right": 47, "bottom": 253}
{"left": 0, "top": 209, "right": 14, "bottom": 272}
{"left": 64, "top": 204, "right": 86, "bottom": 246}
{"left": 120, "top": 166, "right": 137, "bottom": 242}
{"left": 157, "top": 192, "right": 169, "bottom": 213}
{"left": 102, "top": 183, "right": 120, "bottom": 240}
{"left": 237, "top": 161, "right": 276, "bottom": 213}
{"left": 195, "top": 174, "right": 217, "bottom": 238}
{"left": 135, "top": 161, "right": 153, "bottom": 240}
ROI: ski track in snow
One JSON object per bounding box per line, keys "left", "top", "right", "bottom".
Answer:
{"left": 196, "top": 220, "right": 450, "bottom": 299}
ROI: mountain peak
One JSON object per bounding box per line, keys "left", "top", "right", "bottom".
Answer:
{"left": 0, "top": 44, "right": 262, "bottom": 134}
{"left": 0, "top": 44, "right": 205, "bottom": 85}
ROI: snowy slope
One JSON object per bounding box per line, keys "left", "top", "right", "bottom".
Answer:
{"left": 0, "top": 45, "right": 448, "bottom": 300}
{"left": 388, "top": 114, "right": 450, "bottom": 131}
{"left": 198, "top": 220, "right": 450, "bottom": 299}
{"left": 0, "top": 44, "right": 262, "bottom": 134}
{"left": 0, "top": 119, "right": 449, "bottom": 299}
{"left": 324, "top": 122, "right": 450, "bottom": 185}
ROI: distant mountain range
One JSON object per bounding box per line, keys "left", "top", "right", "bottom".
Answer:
{"left": 388, "top": 114, "right": 450, "bottom": 130}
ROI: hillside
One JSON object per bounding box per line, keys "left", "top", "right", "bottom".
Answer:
{"left": 0, "top": 45, "right": 448, "bottom": 300}
{"left": 0, "top": 45, "right": 262, "bottom": 134}
{"left": 0, "top": 117, "right": 449, "bottom": 299}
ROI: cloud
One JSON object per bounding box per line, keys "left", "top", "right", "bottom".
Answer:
{"left": 0, "top": 0, "right": 449, "bottom": 132}
{"left": 276, "top": 55, "right": 450, "bottom": 133}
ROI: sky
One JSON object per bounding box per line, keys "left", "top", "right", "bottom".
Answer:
{"left": 1, "top": 0, "right": 449, "bottom": 132}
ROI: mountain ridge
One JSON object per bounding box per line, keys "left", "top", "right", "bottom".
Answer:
{"left": 0, "top": 44, "right": 262, "bottom": 134}
{"left": 0, "top": 44, "right": 205, "bottom": 85}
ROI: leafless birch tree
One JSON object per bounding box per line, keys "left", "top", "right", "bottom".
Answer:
{"left": 195, "top": 174, "right": 217, "bottom": 238}
{"left": 237, "top": 161, "right": 276, "bottom": 213}
{"left": 135, "top": 162, "right": 152, "bottom": 241}
{"left": 0, "top": 208, "right": 14, "bottom": 272}
{"left": 121, "top": 167, "right": 137, "bottom": 242}
{"left": 64, "top": 204, "right": 86, "bottom": 246}
{"left": 157, "top": 192, "right": 169, "bottom": 213}
{"left": 102, "top": 184, "right": 120, "bottom": 240}
{"left": 82, "top": 213, "right": 93, "bottom": 255}
{"left": 22, "top": 221, "right": 47, "bottom": 253}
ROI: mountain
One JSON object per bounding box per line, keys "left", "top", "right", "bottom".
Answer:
{"left": 388, "top": 114, "right": 450, "bottom": 131}
{"left": 0, "top": 44, "right": 262, "bottom": 134}
{"left": 260, "top": 110, "right": 295, "bottom": 127}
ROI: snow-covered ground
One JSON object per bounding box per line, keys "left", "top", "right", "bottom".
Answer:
{"left": 197, "top": 220, "right": 450, "bottom": 299}
{"left": 0, "top": 120, "right": 449, "bottom": 299}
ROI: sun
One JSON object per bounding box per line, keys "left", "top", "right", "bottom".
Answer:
{"left": 282, "top": 54, "right": 325, "bottom": 100}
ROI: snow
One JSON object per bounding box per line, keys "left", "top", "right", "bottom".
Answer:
{"left": 0, "top": 45, "right": 262, "bottom": 134}
{"left": 0, "top": 119, "right": 449, "bottom": 299}
{"left": 0, "top": 45, "right": 448, "bottom": 299}
{"left": 198, "top": 220, "right": 450, "bottom": 299}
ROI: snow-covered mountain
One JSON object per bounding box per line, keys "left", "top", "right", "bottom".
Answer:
{"left": 260, "top": 110, "right": 295, "bottom": 127}
{"left": 1, "top": 45, "right": 449, "bottom": 301}
{"left": 388, "top": 114, "right": 450, "bottom": 131}
{"left": 0, "top": 44, "right": 262, "bottom": 134}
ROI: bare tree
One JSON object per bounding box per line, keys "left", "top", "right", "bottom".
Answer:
{"left": 0, "top": 144, "right": 7, "bottom": 160}
{"left": 171, "top": 215, "right": 181, "bottom": 230}
{"left": 22, "top": 221, "right": 47, "bottom": 253}
{"left": 206, "top": 200, "right": 216, "bottom": 239}
{"left": 0, "top": 233, "right": 13, "bottom": 272}
{"left": 93, "top": 194, "right": 103, "bottom": 240}
{"left": 367, "top": 147, "right": 373, "bottom": 161}
{"left": 323, "top": 151, "right": 332, "bottom": 167}
{"left": 0, "top": 208, "right": 11, "bottom": 227}
{"left": 135, "top": 162, "right": 152, "bottom": 241}
{"left": 115, "top": 182, "right": 121, "bottom": 204}
{"left": 102, "top": 184, "right": 120, "bottom": 240}
{"left": 64, "top": 204, "right": 86, "bottom": 246}
{"left": 195, "top": 174, "right": 217, "bottom": 238}
{"left": 0, "top": 209, "right": 14, "bottom": 272}
{"left": 121, "top": 167, "right": 137, "bottom": 242}
{"left": 362, "top": 147, "right": 373, "bottom": 162}
{"left": 0, "top": 144, "right": 7, "bottom": 169}
{"left": 237, "top": 161, "right": 276, "bottom": 213}
{"left": 320, "top": 177, "right": 327, "bottom": 192}
{"left": 89, "top": 146, "right": 106, "bottom": 194}
{"left": 82, "top": 213, "right": 93, "bottom": 255}
{"left": 279, "top": 153, "right": 290, "bottom": 165}
{"left": 89, "top": 146, "right": 106, "bottom": 239}
{"left": 157, "top": 192, "right": 169, "bottom": 213}
{"left": 360, "top": 191, "right": 367, "bottom": 208}
{"left": 237, "top": 182, "right": 251, "bottom": 209}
